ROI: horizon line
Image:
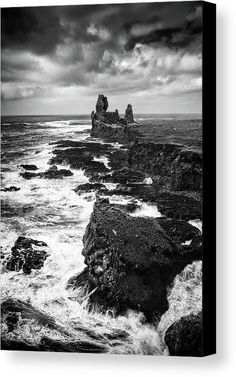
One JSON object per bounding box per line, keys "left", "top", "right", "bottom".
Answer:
{"left": 1, "top": 112, "right": 202, "bottom": 117}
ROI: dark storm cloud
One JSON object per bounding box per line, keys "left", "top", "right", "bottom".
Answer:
{"left": 1, "top": 2, "right": 202, "bottom": 112}
{"left": 1, "top": 2, "right": 202, "bottom": 57}
{"left": 1, "top": 7, "right": 65, "bottom": 55}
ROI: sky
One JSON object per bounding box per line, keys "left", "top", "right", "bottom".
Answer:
{"left": 1, "top": 1, "right": 202, "bottom": 115}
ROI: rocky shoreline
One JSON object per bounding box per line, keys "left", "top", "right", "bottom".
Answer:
{"left": 1, "top": 95, "right": 203, "bottom": 356}
{"left": 68, "top": 95, "right": 203, "bottom": 355}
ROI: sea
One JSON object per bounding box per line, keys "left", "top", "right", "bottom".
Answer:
{"left": 0, "top": 114, "right": 202, "bottom": 355}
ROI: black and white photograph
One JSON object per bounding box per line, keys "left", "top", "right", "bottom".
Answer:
{"left": 1, "top": 1, "right": 214, "bottom": 357}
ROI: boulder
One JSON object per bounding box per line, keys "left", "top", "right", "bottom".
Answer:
{"left": 4, "top": 236, "right": 49, "bottom": 274}
{"left": 156, "top": 218, "right": 201, "bottom": 244}
{"left": 164, "top": 312, "right": 202, "bottom": 356}
{"left": 68, "top": 198, "right": 202, "bottom": 320}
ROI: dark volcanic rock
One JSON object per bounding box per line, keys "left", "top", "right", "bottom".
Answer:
{"left": 20, "top": 164, "right": 38, "bottom": 171}
{"left": 111, "top": 167, "right": 146, "bottom": 184}
{"left": 96, "top": 94, "right": 108, "bottom": 116}
{"left": 74, "top": 183, "right": 106, "bottom": 195}
{"left": 5, "top": 236, "right": 49, "bottom": 274}
{"left": 20, "top": 171, "right": 39, "bottom": 179}
{"left": 20, "top": 165, "right": 73, "bottom": 179}
{"left": 49, "top": 142, "right": 111, "bottom": 179}
{"left": 42, "top": 165, "right": 73, "bottom": 179}
{"left": 164, "top": 312, "right": 202, "bottom": 356}
{"left": 68, "top": 198, "right": 202, "bottom": 320}
{"left": 1, "top": 298, "right": 57, "bottom": 331}
{"left": 156, "top": 218, "right": 201, "bottom": 244}
{"left": 91, "top": 94, "right": 140, "bottom": 142}
{"left": 101, "top": 183, "right": 202, "bottom": 220}
{"left": 124, "top": 104, "right": 134, "bottom": 124}
{"left": 128, "top": 142, "right": 202, "bottom": 193}
{"left": 91, "top": 121, "right": 140, "bottom": 143}
{"left": 1, "top": 186, "right": 20, "bottom": 192}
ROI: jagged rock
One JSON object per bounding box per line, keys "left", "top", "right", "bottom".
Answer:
{"left": 1, "top": 298, "right": 57, "bottom": 331}
{"left": 20, "top": 164, "right": 38, "bottom": 171}
{"left": 91, "top": 94, "right": 139, "bottom": 141}
{"left": 101, "top": 184, "right": 202, "bottom": 220}
{"left": 20, "top": 165, "right": 73, "bottom": 180}
{"left": 49, "top": 142, "right": 110, "bottom": 179}
{"left": 125, "top": 104, "right": 134, "bottom": 124}
{"left": 164, "top": 312, "right": 202, "bottom": 356}
{"left": 74, "top": 183, "right": 106, "bottom": 195}
{"left": 129, "top": 142, "right": 202, "bottom": 192}
{"left": 1, "top": 186, "right": 20, "bottom": 192}
{"left": 156, "top": 218, "right": 201, "bottom": 244}
{"left": 68, "top": 198, "right": 202, "bottom": 320}
{"left": 111, "top": 167, "right": 146, "bottom": 184}
{"left": 4, "top": 236, "right": 49, "bottom": 274}
{"left": 42, "top": 165, "right": 73, "bottom": 179}
{"left": 96, "top": 94, "right": 108, "bottom": 116}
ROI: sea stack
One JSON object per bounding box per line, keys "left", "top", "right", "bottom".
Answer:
{"left": 124, "top": 104, "right": 134, "bottom": 124}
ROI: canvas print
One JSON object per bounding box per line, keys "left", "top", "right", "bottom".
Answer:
{"left": 1, "top": 1, "right": 215, "bottom": 356}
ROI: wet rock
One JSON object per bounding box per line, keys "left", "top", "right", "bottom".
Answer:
{"left": 111, "top": 167, "right": 146, "bottom": 184}
{"left": 42, "top": 165, "right": 73, "bottom": 179}
{"left": 1, "top": 298, "right": 57, "bottom": 331}
{"left": 5, "top": 236, "right": 49, "bottom": 274}
{"left": 164, "top": 312, "right": 202, "bottom": 356}
{"left": 20, "top": 171, "right": 39, "bottom": 179}
{"left": 124, "top": 104, "right": 134, "bottom": 124}
{"left": 156, "top": 218, "right": 201, "bottom": 244}
{"left": 89, "top": 173, "right": 114, "bottom": 183}
{"left": 49, "top": 142, "right": 111, "bottom": 178}
{"left": 91, "top": 121, "right": 140, "bottom": 143}
{"left": 101, "top": 184, "right": 202, "bottom": 220}
{"left": 129, "top": 142, "right": 202, "bottom": 193}
{"left": 1, "top": 298, "right": 107, "bottom": 353}
{"left": 20, "top": 165, "right": 73, "bottom": 179}
{"left": 1, "top": 186, "right": 20, "bottom": 192}
{"left": 74, "top": 183, "right": 106, "bottom": 195}
{"left": 19, "top": 164, "right": 38, "bottom": 171}
{"left": 38, "top": 336, "right": 107, "bottom": 353}
{"left": 69, "top": 198, "right": 202, "bottom": 320}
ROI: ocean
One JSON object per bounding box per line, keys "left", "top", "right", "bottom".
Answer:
{"left": 1, "top": 114, "right": 202, "bottom": 354}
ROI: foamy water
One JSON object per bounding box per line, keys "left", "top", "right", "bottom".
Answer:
{"left": 1, "top": 116, "right": 202, "bottom": 354}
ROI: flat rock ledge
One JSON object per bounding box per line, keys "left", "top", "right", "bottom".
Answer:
{"left": 67, "top": 198, "right": 202, "bottom": 321}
